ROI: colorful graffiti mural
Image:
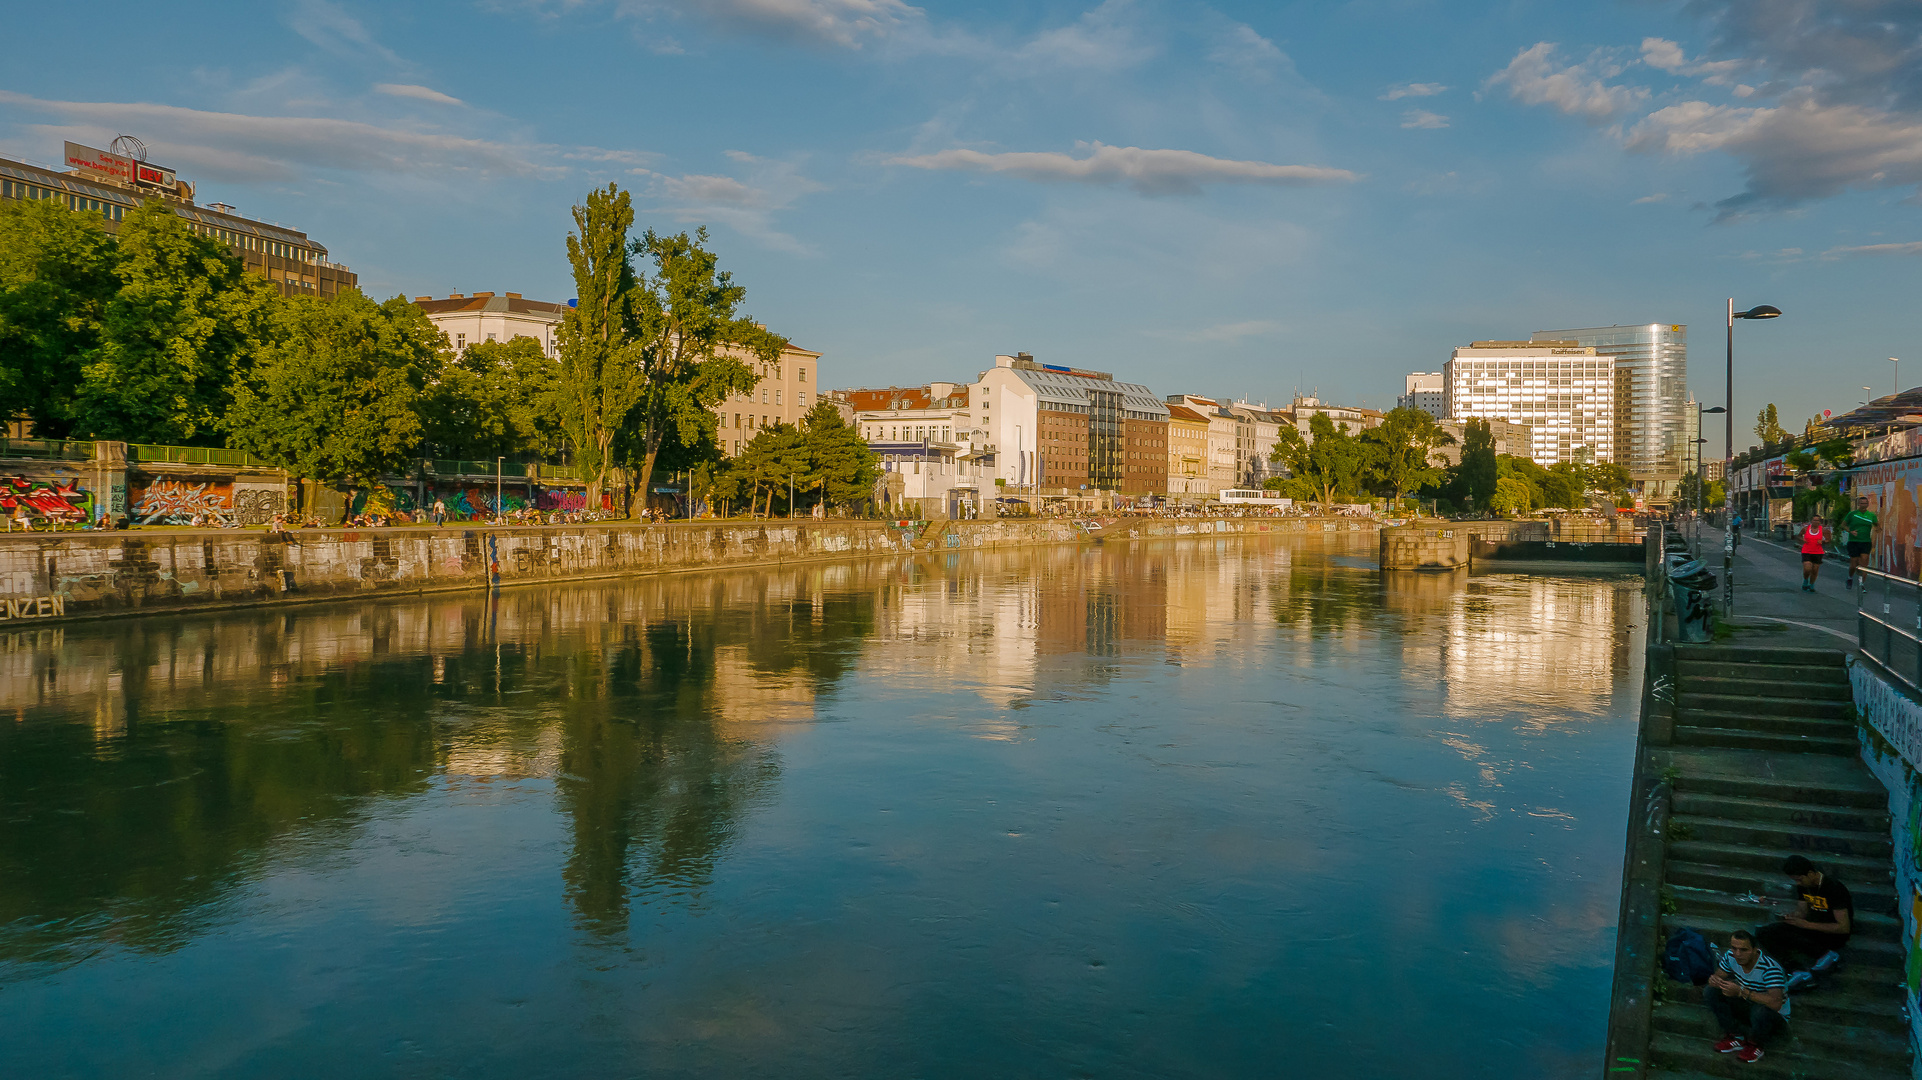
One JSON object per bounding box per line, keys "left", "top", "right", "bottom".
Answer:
{"left": 233, "top": 486, "right": 284, "bottom": 526}
{"left": 131, "top": 479, "right": 233, "bottom": 525}
{"left": 0, "top": 476, "right": 90, "bottom": 523}
{"left": 1846, "top": 457, "right": 1922, "bottom": 578}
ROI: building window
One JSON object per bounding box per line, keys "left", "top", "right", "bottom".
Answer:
{"left": 456, "top": 333, "right": 466, "bottom": 350}
{"left": 798, "top": 368, "right": 806, "bottom": 382}
{"left": 775, "top": 390, "right": 782, "bottom": 406}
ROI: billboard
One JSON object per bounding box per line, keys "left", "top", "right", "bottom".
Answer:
{"left": 61, "top": 141, "right": 176, "bottom": 189}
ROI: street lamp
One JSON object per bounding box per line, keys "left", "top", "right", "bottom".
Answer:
{"left": 1724, "top": 302, "right": 1781, "bottom": 616}
{"left": 1694, "top": 403, "right": 1725, "bottom": 551}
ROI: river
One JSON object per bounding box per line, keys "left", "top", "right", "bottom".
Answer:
{"left": 0, "top": 534, "right": 1641, "bottom": 1078}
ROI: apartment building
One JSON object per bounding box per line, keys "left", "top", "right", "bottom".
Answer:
{"left": 1165, "top": 405, "right": 1213, "bottom": 500}
{"left": 414, "top": 292, "right": 567, "bottom": 357}
{"left": 713, "top": 342, "right": 823, "bottom": 456}
{"left": 975, "top": 353, "right": 1168, "bottom": 496}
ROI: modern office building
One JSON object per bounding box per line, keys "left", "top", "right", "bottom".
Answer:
{"left": 1444, "top": 341, "right": 1614, "bottom": 465}
{"left": 1, "top": 141, "right": 356, "bottom": 300}
{"left": 1531, "top": 324, "right": 1687, "bottom": 500}
{"left": 414, "top": 292, "right": 568, "bottom": 357}
{"left": 977, "top": 353, "right": 1168, "bottom": 495}
{"left": 1400, "top": 372, "right": 1446, "bottom": 417}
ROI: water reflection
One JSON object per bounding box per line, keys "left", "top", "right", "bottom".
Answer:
{"left": 0, "top": 536, "right": 1641, "bottom": 1079}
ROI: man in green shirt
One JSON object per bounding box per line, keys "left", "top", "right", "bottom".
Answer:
{"left": 1843, "top": 496, "right": 1878, "bottom": 589}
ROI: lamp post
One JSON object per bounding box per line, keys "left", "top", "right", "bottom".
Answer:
{"left": 1693, "top": 402, "right": 1724, "bottom": 554}
{"left": 1725, "top": 301, "right": 1782, "bottom": 616}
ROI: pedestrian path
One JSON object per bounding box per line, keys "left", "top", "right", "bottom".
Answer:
{"left": 1714, "top": 531, "right": 1857, "bottom": 650}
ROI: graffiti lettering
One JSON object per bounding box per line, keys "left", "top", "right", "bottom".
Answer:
{"left": 233, "top": 487, "right": 285, "bottom": 526}
{"left": 0, "top": 477, "right": 90, "bottom": 523}
{"left": 0, "top": 595, "right": 66, "bottom": 619}
{"left": 131, "top": 480, "right": 232, "bottom": 525}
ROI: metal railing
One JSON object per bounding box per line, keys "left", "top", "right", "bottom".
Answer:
{"left": 430, "top": 459, "right": 529, "bottom": 478}
{"left": 0, "top": 438, "right": 94, "bottom": 461}
{"left": 128, "top": 444, "right": 276, "bottom": 468}
{"left": 1856, "top": 567, "right": 1922, "bottom": 695}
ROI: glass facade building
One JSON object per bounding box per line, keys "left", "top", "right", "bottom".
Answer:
{"left": 1531, "top": 324, "right": 1687, "bottom": 498}
{"left": 1444, "top": 342, "right": 1615, "bottom": 465}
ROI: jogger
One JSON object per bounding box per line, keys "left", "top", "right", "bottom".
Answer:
{"left": 1800, "top": 519, "right": 1830, "bottom": 591}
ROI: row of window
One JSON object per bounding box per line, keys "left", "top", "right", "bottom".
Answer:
{"left": 2, "top": 180, "right": 127, "bottom": 221}
{"left": 191, "top": 221, "right": 311, "bottom": 262}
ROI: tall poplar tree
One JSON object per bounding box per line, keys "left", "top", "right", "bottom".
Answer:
{"left": 556, "top": 185, "right": 647, "bottom": 511}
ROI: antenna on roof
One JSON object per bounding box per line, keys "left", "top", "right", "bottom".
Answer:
{"left": 109, "top": 134, "right": 148, "bottom": 162}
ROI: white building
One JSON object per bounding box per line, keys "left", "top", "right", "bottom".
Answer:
{"left": 1400, "top": 372, "right": 1446, "bottom": 417}
{"left": 843, "top": 382, "right": 995, "bottom": 517}
{"left": 413, "top": 291, "right": 567, "bottom": 356}
{"left": 1289, "top": 396, "right": 1385, "bottom": 441}
{"left": 1444, "top": 341, "right": 1615, "bottom": 465}
{"left": 976, "top": 354, "right": 1168, "bottom": 496}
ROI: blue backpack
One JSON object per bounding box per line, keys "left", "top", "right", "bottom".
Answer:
{"left": 1662, "top": 928, "right": 1713, "bottom": 985}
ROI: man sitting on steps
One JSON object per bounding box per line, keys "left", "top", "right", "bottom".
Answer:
{"left": 1705, "top": 929, "right": 1789, "bottom": 1064}
{"left": 1756, "top": 854, "right": 1853, "bottom": 989}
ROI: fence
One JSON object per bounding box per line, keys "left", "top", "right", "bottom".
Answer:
{"left": 127, "top": 444, "right": 277, "bottom": 468}
{"left": 1857, "top": 568, "right": 1922, "bottom": 695}
{"left": 0, "top": 439, "right": 94, "bottom": 461}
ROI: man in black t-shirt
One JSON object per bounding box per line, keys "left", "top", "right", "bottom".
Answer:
{"left": 1755, "top": 855, "right": 1853, "bottom": 986}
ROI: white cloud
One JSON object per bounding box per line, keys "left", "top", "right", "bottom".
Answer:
{"left": 1187, "top": 319, "right": 1283, "bottom": 343}
{"left": 288, "top": 0, "right": 403, "bottom": 65}
{"left": 1638, "top": 37, "right": 1745, "bottom": 86}
{"left": 1626, "top": 96, "right": 1922, "bottom": 215}
{"left": 886, "top": 141, "right": 1359, "bottom": 196}
{"left": 374, "top": 83, "right": 465, "bottom": 106}
{"left": 1013, "top": 0, "right": 1156, "bottom": 71}
{"left": 1207, "top": 23, "right": 1284, "bottom": 71}
{"left": 1631, "top": 193, "right": 1669, "bottom": 204}
{"left": 1485, "top": 42, "right": 1648, "bottom": 122}
{"left": 0, "top": 91, "right": 565, "bottom": 182}
{"left": 618, "top": 0, "right": 921, "bottom": 49}
{"left": 1400, "top": 109, "right": 1448, "bottom": 130}
{"left": 635, "top": 151, "right": 823, "bottom": 254}
{"left": 1824, "top": 240, "right": 1922, "bottom": 258}
{"left": 1380, "top": 82, "right": 1447, "bottom": 101}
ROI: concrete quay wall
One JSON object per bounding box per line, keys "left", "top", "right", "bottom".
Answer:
{"left": 1381, "top": 517, "right": 1646, "bottom": 570}
{"left": 0, "top": 515, "right": 1380, "bottom": 624}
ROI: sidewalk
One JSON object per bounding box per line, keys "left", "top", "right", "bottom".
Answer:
{"left": 1695, "top": 526, "right": 1859, "bottom": 651}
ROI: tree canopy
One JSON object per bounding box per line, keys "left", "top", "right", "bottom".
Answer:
{"left": 1271, "top": 413, "right": 1373, "bottom": 510}
{"left": 1363, "top": 407, "right": 1453, "bottom": 503}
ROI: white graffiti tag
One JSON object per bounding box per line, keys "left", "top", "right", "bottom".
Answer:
{"left": 132, "top": 481, "right": 233, "bottom": 525}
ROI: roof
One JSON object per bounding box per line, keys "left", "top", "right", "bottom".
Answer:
{"left": 1824, "top": 388, "right": 1922, "bottom": 432}
{"left": 0, "top": 155, "right": 325, "bottom": 251}
{"left": 414, "top": 292, "right": 569, "bottom": 317}
{"left": 1165, "top": 404, "right": 1211, "bottom": 424}
{"left": 840, "top": 385, "right": 970, "bottom": 411}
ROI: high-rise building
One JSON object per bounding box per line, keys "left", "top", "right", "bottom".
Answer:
{"left": 1400, "top": 372, "right": 1446, "bottom": 417}
{"left": 1444, "top": 341, "right": 1614, "bottom": 465}
{"left": 1, "top": 141, "right": 356, "bottom": 300}
{"left": 1531, "top": 324, "right": 1687, "bottom": 499}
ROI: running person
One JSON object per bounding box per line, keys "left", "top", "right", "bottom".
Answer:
{"left": 1843, "top": 496, "right": 1878, "bottom": 589}
{"left": 1799, "top": 518, "right": 1831, "bottom": 592}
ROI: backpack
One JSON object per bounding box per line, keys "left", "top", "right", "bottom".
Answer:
{"left": 1662, "top": 927, "right": 1714, "bottom": 985}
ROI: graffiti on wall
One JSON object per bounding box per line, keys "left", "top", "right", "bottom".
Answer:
{"left": 0, "top": 477, "right": 90, "bottom": 523}
{"left": 233, "top": 486, "right": 284, "bottom": 526}
{"left": 131, "top": 478, "right": 233, "bottom": 525}
{"left": 1846, "top": 458, "right": 1922, "bottom": 578}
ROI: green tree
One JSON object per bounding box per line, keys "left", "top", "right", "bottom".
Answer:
{"left": 1755, "top": 403, "right": 1791, "bottom": 445}
{"left": 227, "top": 291, "right": 435, "bottom": 508}
{"left": 1457, "top": 419, "right": 1498, "bottom": 509}
{"left": 420, "top": 336, "right": 563, "bottom": 460}
{"left": 1271, "top": 413, "right": 1375, "bottom": 511}
{"left": 800, "top": 401, "right": 880, "bottom": 512}
{"left": 1365, "top": 406, "right": 1454, "bottom": 503}
{"left": 0, "top": 197, "right": 119, "bottom": 433}
{"left": 1489, "top": 476, "right": 1534, "bottom": 516}
{"left": 71, "top": 203, "right": 280, "bottom": 445}
{"left": 1542, "top": 462, "right": 1588, "bottom": 509}
{"left": 628, "top": 227, "right": 783, "bottom": 507}
{"left": 728, "top": 422, "right": 811, "bottom": 517}
{"left": 556, "top": 185, "right": 649, "bottom": 512}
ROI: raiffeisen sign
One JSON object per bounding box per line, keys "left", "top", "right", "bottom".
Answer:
{"left": 62, "top": 141, "right": 177, "bottom": 189}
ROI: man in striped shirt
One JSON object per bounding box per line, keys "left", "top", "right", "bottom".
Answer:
{"left": 1705, "top": 929, "right": 1789, "bottom": 1064}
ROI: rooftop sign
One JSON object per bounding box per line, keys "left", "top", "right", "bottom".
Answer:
{"left": 63, "top": 141, "right": 176, "bottom": 189}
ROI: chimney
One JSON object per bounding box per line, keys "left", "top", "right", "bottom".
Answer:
{"left": 414, "top": 296, "right": 431, "bottom": 302}
{"left": 449, "top": 293, "right": 464, "bottom": 299}
{"left": 1017, "top": 352, "right": 1034, "bottom": 363}
{"left": 505, "top": 292, "right": 522, "bottom": 299}
{"left": 473, "top": 291, "right": 495, "bottom": 298}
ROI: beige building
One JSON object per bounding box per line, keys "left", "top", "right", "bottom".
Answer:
{"left": 713, "top": 343, "right": 823, "bottom": 456}
{"left": 1289, "top": 396, "right": 1385, "bottom": 440}
{"left": 1166, "top": 395, "right": 1241, "bottom": 494}
{"left": 414, "top": 292, "right": 567, "bottom": 356}
{"left": 1225, "top": 400, "right": 1290, "bottom": 487}
{"left": 1165, "top": 405, "right": 1213, "bottom": 500}
{"left": 1432, "top": 419, "right": 1536, "bottom": 465}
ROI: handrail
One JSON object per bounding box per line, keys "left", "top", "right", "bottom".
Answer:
{"left": 1855, "top": 566, "right": 1922, "bottom": 695}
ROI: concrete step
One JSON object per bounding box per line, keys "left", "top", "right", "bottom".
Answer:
{"left": 1671, "top": 771, "right": 1889, "bottom": 810}
{"left": 1659, "top": 912, "right": 1904, "bottom": 972}
{"left": 1651, "top": 1004, "right": 1910, "bottom": 1073}
{"left": 1669, "top": 813, "right": 1894, "bottom": 861}
{"left": 1666, "top": 840, "right": 1894, "bottom": 886}
{"left": 1678, "top": 675, "right": 1853, "bottom": 700}
{"left": 1650, "top": 1030, "right": 1908, "bottom": 1079}
{"left": 1666, "top": 861, "right": 1898, "bottom": 916}
{"left": 1672, "top": 661, "right": 1851, "bottom": 685}
{"left": 1678, "top": 710, "right": 1858, "bottom": 739}
{"left": 1672, "top": 645, "right": 1849, "bottom": 668}
{"left": 1667, "top": 884, "right": 1901, "bottom": 944}
{"left": 1671, "top": 791, "right": 1891, "bottom": 833}
{"left": 1676, "top": 692, "right": 1855, "bottom": 719}
{"left": 1672, "top": 726, "right": 1861, "bottom": 756}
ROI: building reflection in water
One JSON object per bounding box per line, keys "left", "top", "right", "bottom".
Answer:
{"left": 0, "top": 534, "right": 1635, "bottom": 971}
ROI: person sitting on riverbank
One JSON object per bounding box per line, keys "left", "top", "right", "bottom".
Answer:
{"left": 1798, "top": 518, "right": 1831, "bottom": 592}
{"left": 1757, "top": 855, "right": 1852, "bottom": 988}
{"left": 1705, "top": 929, "right": 1789, "bottom": 1064}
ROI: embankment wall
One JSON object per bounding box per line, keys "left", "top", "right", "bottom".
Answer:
{"left": 0, "top": 515, "right": 1378, "bottom": 624}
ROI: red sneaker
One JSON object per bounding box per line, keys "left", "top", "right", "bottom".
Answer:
{"left": 1736, "top": 1043, "right": 1764, "bottom": 1064}
{"left": 1714, "top": 1035, "right": 1744, "bottom": 1054}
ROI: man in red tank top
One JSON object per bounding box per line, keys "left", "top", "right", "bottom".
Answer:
{"left": 1799, "top": 519, "right": 1831, "bottom": 591}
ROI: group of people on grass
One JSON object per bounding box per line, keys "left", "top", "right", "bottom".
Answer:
{"left": 1699, "top": 855, "right": 1854, "bottom": 1064}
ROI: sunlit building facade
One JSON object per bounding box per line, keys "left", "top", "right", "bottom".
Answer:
{"left": 1532, "top": 324, "right": 1688, "bottom": 500}
{"left": 1444, "top": 341, "right": 1614, "bottom": 465}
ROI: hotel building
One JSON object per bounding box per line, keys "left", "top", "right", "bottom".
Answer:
{"left": 1444, "top": 341, "right": 1615, "bottom": 465}
{"left": 0, "top": 141, "right": 355, "bottom": 300}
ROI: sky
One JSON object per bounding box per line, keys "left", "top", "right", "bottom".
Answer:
{"left": 3, "top": 0, "right": 1919, "bottom": 445}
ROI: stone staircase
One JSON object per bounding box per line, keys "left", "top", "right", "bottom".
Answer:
{"left": 1644, "top": 644, "right": 1909, "bottom": 1080}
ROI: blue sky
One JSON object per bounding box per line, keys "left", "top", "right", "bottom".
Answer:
{"left": 4, "top": 0, "right": 1918, "bottom": 444}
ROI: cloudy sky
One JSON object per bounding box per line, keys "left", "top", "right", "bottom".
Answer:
{"left": 6, "top": 0, "right": 1919, "bottom": 437}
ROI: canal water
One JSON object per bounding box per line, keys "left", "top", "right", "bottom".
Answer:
{"left": 0, "top": 535, "right": 1641, "bottom": 1079}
